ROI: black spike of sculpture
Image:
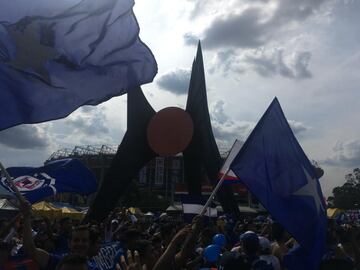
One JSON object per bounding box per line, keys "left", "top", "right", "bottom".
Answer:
{"left": 184, "top": 42, "right": 241, "bottom": 219}
{"left": 86, "top": 86, "right": 157, "bottom": 222}
{"left": 86, "top": 42, "right": 240, "bottom": 222}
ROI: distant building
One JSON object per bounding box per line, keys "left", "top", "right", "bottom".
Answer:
{"left": 45, "top": 145, "right": 258, "bottom": 208}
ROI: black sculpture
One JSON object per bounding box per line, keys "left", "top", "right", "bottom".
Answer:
{"left": 86, "top": 42, "right": 240, "bottom": 222}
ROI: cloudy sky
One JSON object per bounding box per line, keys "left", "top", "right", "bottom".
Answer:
{"left": 1, "top": 0, "right": 359, "bottom": 197}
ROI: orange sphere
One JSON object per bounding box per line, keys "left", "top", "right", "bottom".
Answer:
{"left": 147, "top": 107, "right": 193, "bottom": 156}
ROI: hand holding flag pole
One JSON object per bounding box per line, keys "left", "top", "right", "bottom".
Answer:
{"left": 0, "top": 163, "right": 23, "bottom": 238}
{"left": 0, "top": 162, "right": 23, "bottom": 201}
{"left": 199, "top": 140, "right": 243, "bottom": 216}
{"left": 200, "top": 168, "right": 230, "bottom": 216}
{"left": 0, "top": 161, "right": 33, "bottom": 220}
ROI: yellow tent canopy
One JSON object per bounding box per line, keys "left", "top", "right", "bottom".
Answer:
{"left": 32, "top": 202, "right": 85, "bottom": 220}
{"left": 32, "top": 201, "right": 62, "bottom": 219}
{"left": 60, "top": 206, "right": 85, "bottom": 220}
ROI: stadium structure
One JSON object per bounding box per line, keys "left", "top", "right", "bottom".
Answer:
{"left": 46, "top": 145, "right": 255, "bottom": 208}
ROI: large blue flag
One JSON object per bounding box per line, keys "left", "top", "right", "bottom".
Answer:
{"left": 230, "top": 98, "right": 327, "bottom": 270}
{"left": 0, "top": 159, "right": 97, "bottom": 203}
{"left": 0, "top": 0, "right": 157, "bottom": 130}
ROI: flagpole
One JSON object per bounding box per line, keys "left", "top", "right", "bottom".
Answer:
{"left": 200, "top": 168, "right": 230, "bottom": 216}
{"left": 0, "top": 162, "right": 23, "bottom": 201}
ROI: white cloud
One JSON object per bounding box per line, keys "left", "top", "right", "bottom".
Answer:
{"left": 66, "top": 108, "right": 109, "bottom": 136}
{"left": 0, "top": 125, "right": 51, "bottom": 167}
{"left": 156, "top": 68, "right": 191, "bottom": 95}
{"left": 0, "top": 125, "right": 49, "bottom": 149}
{"left": 184, "top": 0, "right": 329, "bottom": 50}
{"left": 210, "top": 100, "right": 254, "bottom": 149}
{"left": 288, "top": 120, "right": 309, "bottom": 136}
{"left": 210, "top": 100, "right": 309, "bottom": 149}
{"left": 323, "top": 140, "right": 360, "bottom": 168}
{"left": 209, "top": 49, "right": 313, "bottom": 80}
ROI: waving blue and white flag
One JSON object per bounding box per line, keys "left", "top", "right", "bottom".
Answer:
{"left": 230, "top": 98, "right": 327, "bottom": 270}
{"left": 0, "top": 159, "right": 97, "bottom": 203}
{"left": 181, "top": 195, "right": 217, "bottom": 223}
{"left": 0, "top": 0, "right": 157, "bottom": 130}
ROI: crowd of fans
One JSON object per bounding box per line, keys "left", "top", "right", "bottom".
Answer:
{"left": 0, "top": 197, "right": 359, "bottom": 270}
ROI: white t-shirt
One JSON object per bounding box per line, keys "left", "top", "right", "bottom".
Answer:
{"left": 260, "top": 254, "right": 281, "bottom": 270}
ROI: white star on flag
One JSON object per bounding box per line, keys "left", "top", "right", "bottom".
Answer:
{"left": 293, "top": 167, "right": 325, "bottom": 214}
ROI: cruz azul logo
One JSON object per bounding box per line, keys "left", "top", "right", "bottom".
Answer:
{"left": 1, "top": 173, "right": 57, "bottom": 194}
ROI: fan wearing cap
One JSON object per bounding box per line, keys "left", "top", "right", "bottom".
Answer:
{"left": 240, "top": 231, "right": 274, "bottom": 270}
{"left": 258, "top": 236, "right": 281, "bottom": 270}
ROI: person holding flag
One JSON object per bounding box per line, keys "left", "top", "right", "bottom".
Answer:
{"left": 0, "top": 159, "right": 97, "bottom": 269}
{"left": 0, "top": 159, "right": 97, "bottom": 204}
{"left": 228, "top": 98, "right": 327, "bottom": 270}
{"left": 17, "top": 195, "right": 99, "bottom": 270}
{"left": 199, "top": 97, "right": 327, "bottom": 270}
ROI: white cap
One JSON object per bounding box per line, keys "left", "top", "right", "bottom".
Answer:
{"left": 111, "top": 219, "right": 119, "bottom": 224}
{"left": 258, "top": 236, "right": 271, "bottom": 251}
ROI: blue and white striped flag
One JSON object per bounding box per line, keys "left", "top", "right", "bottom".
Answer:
{"left": 181, "top": 195, "right": 217, "bottom": 223}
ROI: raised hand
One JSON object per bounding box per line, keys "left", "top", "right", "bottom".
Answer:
{"left": 191, "top": 215, "right": 203, "bottom": 232}
{"left": 120, "top": 250, "right": 147, "bottom": 270}
{"left": 172, "top": 224, "right": 192, "bottom": 244}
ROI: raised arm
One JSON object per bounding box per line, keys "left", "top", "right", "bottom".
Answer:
{"left": 152, "top": 225, "right": 192, "bottom": 270}
{"left": 174, "top": 215, "right": 203, "bottom": 269}
{"left": 19, "top": 197, "right": 51, "bottom": 269}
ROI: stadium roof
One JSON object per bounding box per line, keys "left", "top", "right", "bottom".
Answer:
{"left": 47, "top": 144, "right": 234, "bottom": 162}
{"left": 46, "top": 145, "right": 117, "bottom": 162}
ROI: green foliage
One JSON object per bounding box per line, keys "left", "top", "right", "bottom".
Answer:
{"left": 331, "top": 168, "right": 360, "bottom": 209}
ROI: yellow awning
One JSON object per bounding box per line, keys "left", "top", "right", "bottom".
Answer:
{"left": 60, "top": 206, "right": 85, "bottom": 220}
{"left": 32, "top": 202, "right": 85, "bottom": 220}
{"left": 327, "top": 208, "right": 342, "bottom": 218}
{"left": 32, "top": 201, "right": 62, "bottom": 219}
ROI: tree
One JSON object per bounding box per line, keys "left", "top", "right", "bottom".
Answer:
{"left": 331, "top": 168, "right": 360, "bottom": 209}
{"left": 311, "top": 160, "right": 324, "bottom": 179}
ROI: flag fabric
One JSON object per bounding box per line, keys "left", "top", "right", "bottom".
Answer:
{"left": 89, "top": 241, "right": 124, "bottom": 270}
{"left": 0, "top": 0, "right": 157, "bottom": 131}
{"left": 0, "top": 179, "right": 15, "bottom": 198}
{"left": 283, "top": 244, "right": 318, "bottom": 270}
{"left": 183, "top": 42, "right": 240, "bottom": 219}
{"left": 230, "top": 98, "right": 327, "bottom": 270}
{"left": 218, "top": 140, "right": 243, "bottom": 184}
{"left": 0, "top": 159, "right": 97, "bottom": 203}
{"left": 181, "top": 195, "right": 217, "bottom": 223}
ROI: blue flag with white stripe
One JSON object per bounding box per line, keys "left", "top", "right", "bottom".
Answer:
{"left": 0, "top": 0, "right": 157, "bottom": 131}
{"left": 181, "top": 195, "right": 217, "bottom": 223}
{"left": 0, "top": 159, "right": 97, "bottom": 203}
{"left": 230, "top": 98, "right": 327, "bottom": 270}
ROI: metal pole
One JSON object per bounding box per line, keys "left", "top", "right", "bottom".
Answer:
{"left": 165, "top": 160, "right": 168, "bottom": 200}
{"left": 171, "top": 174, "right": 176, "bottom": 205}
{"left": 0, "top": 162, "right": 23, "bottom": 200}
{"left": 200, "top": 168, "right": 230, "bottom": 216}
